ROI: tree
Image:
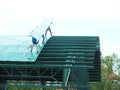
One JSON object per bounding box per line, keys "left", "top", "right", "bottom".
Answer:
{"left": 101, "top": 53, "right": 120, "bottom": 90}
{"left": 91, "top": 53, "right": 120, "bottom": 90}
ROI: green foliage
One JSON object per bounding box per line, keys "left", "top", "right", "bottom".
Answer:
{"left": 90, "top": 53, "right": 120, "bottom": 90}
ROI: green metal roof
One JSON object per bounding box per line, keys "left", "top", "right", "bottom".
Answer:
{"left": 37, "top": 36, "right": 101, "bottom": 82}
{"left": 0, "top": 45, "right": 39, "bottom": 62}
{"left": 0, "top": 36, "right": 41, "bottom": 62}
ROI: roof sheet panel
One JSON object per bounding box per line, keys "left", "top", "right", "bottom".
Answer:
{"left": 0, "top": 35, "right": 40, "bottom": 62}
{"left": 0, "top": 45, "right": 39, "bottom": 62}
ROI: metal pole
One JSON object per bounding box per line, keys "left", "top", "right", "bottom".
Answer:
{"left": 0, "top": 80, "right": 7, "bottom": 90}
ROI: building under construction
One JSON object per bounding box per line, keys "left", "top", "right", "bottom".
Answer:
{"left": 0, "top": 21, "right": 101, "bottom": 90}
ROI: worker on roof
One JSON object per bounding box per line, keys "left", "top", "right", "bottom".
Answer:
{"left": 30, "top": 36, "right": 39, "bottom": 53}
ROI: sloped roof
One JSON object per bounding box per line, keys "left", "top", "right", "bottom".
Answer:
{"left": 0, "top": 35, "right": 39, "bottom": 62}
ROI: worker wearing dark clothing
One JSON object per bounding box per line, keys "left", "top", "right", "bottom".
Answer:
{"left": 32, "top": 37, "right": 39, "bottom": 44}
{"left": 31, "top": 37, "right": 39, "bottom": 53}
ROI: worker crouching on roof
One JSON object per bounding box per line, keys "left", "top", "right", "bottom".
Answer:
{"left": 30, "top": 37, "right": 39, "bottom": 53}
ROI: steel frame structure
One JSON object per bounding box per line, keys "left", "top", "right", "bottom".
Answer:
{"left": 0, "top": 22, "right": 101, "bottom": 90}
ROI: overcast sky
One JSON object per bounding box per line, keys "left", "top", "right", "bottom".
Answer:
{"left": 0, "top": 0, "right": 120, "bottom": 56}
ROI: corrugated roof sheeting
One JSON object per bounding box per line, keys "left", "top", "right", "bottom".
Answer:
{"left": 0, "top": 45, "right": 38, "bottom": 62}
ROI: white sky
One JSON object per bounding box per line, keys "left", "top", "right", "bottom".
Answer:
{"left": 0, "top": 0, "right": 120, "bottom": 56}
